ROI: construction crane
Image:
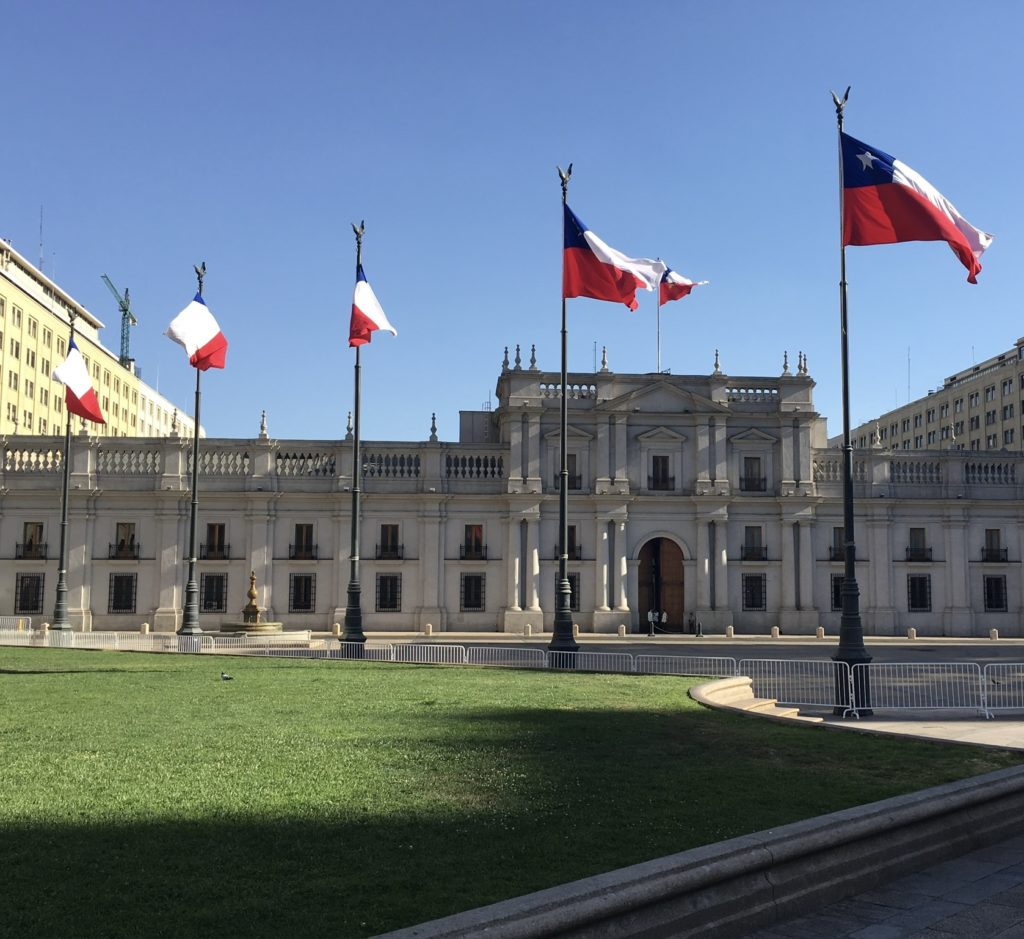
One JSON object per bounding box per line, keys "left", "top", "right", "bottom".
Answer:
{"left": 101, "top": 274, "right": 137, "bottom": 370}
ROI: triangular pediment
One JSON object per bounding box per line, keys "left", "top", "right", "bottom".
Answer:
{"left": 637, "top": 426, "right": 688, "bottom": 443}
{"left": 729, "top": 427, "right": 777, "bottom": 443}
{"left": 596, "top": 379, "right": 728, "bottom": 415}
{"left": 543, "top": 423, "right": 594, "bottom": 441}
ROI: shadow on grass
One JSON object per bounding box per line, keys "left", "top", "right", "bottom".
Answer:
{"left": 0, "top": 667, "right": 152, "bottom": 676}
{"left": 3, "top": 702, "right": 1020, "bottom": 939}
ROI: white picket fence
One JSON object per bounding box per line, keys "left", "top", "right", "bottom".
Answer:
{"left": 1, "top": 630, "right": 1022, "bottom": 717}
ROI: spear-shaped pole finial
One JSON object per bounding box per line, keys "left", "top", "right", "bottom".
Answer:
{"left": 194, "top": 262, "right": 206, "bottom": 298}
{"left": 352, "top": 220, "right": 365, "bottom": 267}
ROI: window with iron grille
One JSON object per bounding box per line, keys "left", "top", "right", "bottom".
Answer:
{"left": 984, "top": 575, "right": 1007, "bottom": 612}
{"left": 289, "top": 573, "right": 316, "bottom": 613}
{"left": 109, "top": 573, "right": 137, "bottom": 614}
{"left": 568, "top": 572, "right": 580, "bottom": 612}
{"left": 376, "top": 573, "right": 401, "bottom": 612}
{"left": 742, "top": 573, "right": 766, "bottom": 611}
{"left": 15, "top": 573, "right": 44, "bottom": 614}
{"left": 830, "top": 574, "right": 844, "bottom": 612}
{"left": 907, "top": 574, "right": 931, "bottom": 613}
{"left": 460, "top": 573, "right": 485, "bottom": 611}
{"left": 200, "top": 573, "right": 228, "bottom": 613}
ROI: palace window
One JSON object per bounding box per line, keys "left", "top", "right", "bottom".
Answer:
{"left": 289, "top": 573, "right": 316, "bottom": 613}
{"left": 907, "top": 574, "right": 931, "bottom": 612}
{"left": 15, "top": 573, "right": 44, "bottom": 614}
{"left": 742, "top": 573, "right": 766, "bottom": 611}
{"left": 568, "top": 572, "right": 580, "bottom": 612}
{"left": 203, "top": 523, "right": 228, "bottom": 560}
{"left": 109, "top": 573, "right": 137, "bottom": 614}
{"left": 984, "top": 575, "right": 1007, "bottom": 612}
{"left": 742, "top": 526, "right": 766, "bottom": 561}
{"left": 740, "top": 455, "right": 766, "bottom": 492}
{"left": 460, "top": 573, "right": 485, "bottom": 611}
{"left": 375, "top": 573, "right": 402, "bottom": 612}
{"left": 831, "top": 574, "right": 844, "bottom": 612}
{"left": 200, "top": 573, "right": 228, "bottom": 613}
{"left": 112, "top": 522, "right": 138, "bottom": 559}
{"left": 378, "top": 524, "right": 402, "bottom": 559}
{"left": 461, "top": 524, "right": 485, "bottom": 560}
{"left": 649, "top": 454, "right": 673, "bottom": 491}
{"left": 290, "top": 523, "right": 316, "bottom": 560}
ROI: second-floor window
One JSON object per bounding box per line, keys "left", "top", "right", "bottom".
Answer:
{"left": 19, "top": 522, "right": 45, "bottom": 559}
{"left": 740, "top": 456, "right": 765, "bottom": 491}
{"left": 983, "top": 529, "right": 1007, "bottom": 562}
{"left": 462, "top": 524, "right": 485, "bottom": 560}
{"left": 291, "top": 524, "right": 316, "bottom": 560}
{"left": 203, "top": 523, "right": 228, "bottom": 560}
{"left": 650, "top": 454, "right": 673, "bottom": 491}
{"left": 378, "top": 524, "right": 401, "bottom": 559}
{"left": 742, "top": 526, "right": 765, "bottom": 561}
{"left": 112, "top": 522, "right": 138, "bottom": 559}
{"left": 907, "top": 527, "right": 930, "bottom": 561}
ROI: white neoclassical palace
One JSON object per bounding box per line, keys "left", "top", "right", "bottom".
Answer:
{"left": 4, "top": 353, "right": 1023, "bottom": 637}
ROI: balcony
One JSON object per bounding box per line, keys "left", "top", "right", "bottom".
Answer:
{"left": 905, "top": 546, "right": 933, "bottom": 562}
{"left": 109, "top": 543, "right": 140, "bottom": 559}
{"left": 740, "top": 545, "right": 768, "bottom": 561}
{"left": 376, "top": 544, "right": 404, "bottom": 560}
{"left": 648, "top": 475, "right": 675, "bottom": 491}
{"left": 200, "top": 543, "right": 231, "bottom": 560}
{"left": 982, "top": 547, "right": 1009, "bottom": 562}
{"left": 289, "top": 544, "right": 318, "bottom": 560}
{"left": 15, "top": 542, "right": 47, "bottom": 560}
{"left": 553, "top": 545, "right": 583, "bottom": 560}
{"left": 460, "top": 544, "right": 487, "bottom": 561}
{"left": 553, "top": 475, "right": 583, "bottom": 491}
{"left": 739, "top": 476, "right": 767, "bottom": 492}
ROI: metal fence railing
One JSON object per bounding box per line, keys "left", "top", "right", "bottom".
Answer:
{"left": 0, "top": 616, "right": 32, "bottom": 630}
{"left": 984, "top": 663, "right": 1024, "bottom": 712}
{"left": 740, "top": 659, "right": 853, "bottom": 712}
{"left": 635, "top": 654, "right": 738, "bottom": 678}
{"left": 853, "top": 663, "right": 990, "bottom": 718}
{"left": 467, "top": 646, "right": 547, "bottom": 669}
{"left": 2, "top": 630, "right": 1023, "bottom": 717}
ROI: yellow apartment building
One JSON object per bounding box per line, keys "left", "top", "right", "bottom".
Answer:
{"left": 0, "top": 239, "right": 199, "bottom": 439}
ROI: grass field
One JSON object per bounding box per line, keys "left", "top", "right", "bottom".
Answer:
{"left": 1, "top": 646, "right": 1020, "bottom": 938}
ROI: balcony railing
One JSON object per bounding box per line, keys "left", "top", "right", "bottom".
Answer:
{"left": 109, "top": 543, "right": 140, "bottom": 559}
{"left": 740, "top": 545, "right": 768, "bottom": 561}
{"left": 15, "top": 542, "right": 47, "bottom": 559}
{"left": 553, "top": 475, "right": 583, "bottom": 491}
{"left": 460, "top": 544, "right": 487, "bottom": 560}
{"left": 982, "top": 547, "right": 1009, "bottom": 562}
{"left": 739, "top": 476, "right": 767, "bottom": 492}
{"left": 289, "top": 544, "right": 318, "bottom": 560}
{"left": 200, "top": 543, "right": 230, "bottom": 560}
{"left": 905, "top": 546, "right": 933, "bottom": 562}
{"left": 553, "top": 545, "right": 583, "bottom": 560}
{"left": 648, "top": 475, "right": 675, "bottom": 491}
{"left": 828, "top": 545, "right": 846, "bottom": 561}
{"left": 376, "top": 544, "right": 404, "bottom": 560}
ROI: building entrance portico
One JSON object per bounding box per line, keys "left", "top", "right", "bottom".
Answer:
{"left": 637, "top": 537, "right": 685, "bottom": 632}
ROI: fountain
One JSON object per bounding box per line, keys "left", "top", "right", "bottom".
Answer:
{"left": 220, "top": 570, "right": 283, "bottom": 634}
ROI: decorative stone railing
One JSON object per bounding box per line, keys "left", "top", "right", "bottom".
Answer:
{"left": 199, "top": 449, "right": 251, "bottom": 476}
{"left": 539, "top": 383, "right": 598, "bottom": 399}
{"left": 365, "top": 452, "right": 421, "bottom": 478}
{"left": 275, "top": 450, "right": 337, "bottom": 477}
{"left": 445, "top": 452, "right": 504, "bottom": 479}
{"left": 726, "top": 386, "right": 779, "bottom": 402}
{"left": 964, "top": 461, "right": 1017, "bottom": 485}
{"left": 812, "top": 458, "right": 867, "bottom": 483}
{"left": 4, "top": 447, "right": 63, "bottom": 473}
{"left": 96, "top": 448, "right": 162, "bottom": 475}
{"left": 890, "top": 460, "right": 942, "bottom": 485}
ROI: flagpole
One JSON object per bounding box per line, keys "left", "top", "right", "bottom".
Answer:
{"left": 550, "top": 166, "right": 579, "bottom": 654}
{"left": 50, "top": 311, "right": 78, "bottom": 634}
{"left": 342, "top": 221, "right": 367, "bottom": 646}
{"left": 178, "top": 263, "right": 206, "bottom": 636}
{"left": 656, "top": 273, "right": 662, "bottom": 373}
{"left": 831, "top": 87, "right": 872, "bottom": 713}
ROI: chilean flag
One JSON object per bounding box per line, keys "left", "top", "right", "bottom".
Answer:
{"left": 165, "top": 294, "right": 228, "bottom": 370}
{"left": 350, "top": 264, "right": 397, "bottom": 347}
{"left": 52, "top": 339, "right": 105, "bottom": 424}
{"left": 660, "top": 268, "right": 708, "bottom": 305}
{"left": 841, "top": 133, "right": 992, "bottom": 284}
{"left": 563, "top": 204, "right": 666, "bottom": 310}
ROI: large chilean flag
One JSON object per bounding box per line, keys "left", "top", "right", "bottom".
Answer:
{"left": 660, "top": 268, "right": 707, "bottom": 305}
{"left": 563, "top": 204, "right": 666, "bottom": 310}
{"left": 349, "top": 264, "right": 397, "bottom": 347}
{"left": 841, "top": 133, "right": 992, "bottom": 284}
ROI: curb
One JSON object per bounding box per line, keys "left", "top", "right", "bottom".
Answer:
{"left": 378, "top": 765, "right": 1024, "bottom": 938}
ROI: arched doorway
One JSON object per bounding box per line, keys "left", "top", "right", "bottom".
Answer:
{"left": 637, "top": 538, "right": 685, "bottom": 632}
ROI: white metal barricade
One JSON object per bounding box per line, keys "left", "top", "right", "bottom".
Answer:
{"left": 546, "top": 651, "right": 634, "bottom": 673}
{"left": 635, "top": 655, "right": 738, "bottom": 678}
{"left": 0, "top": 629, "right": 39, "bottom": 646}
{"left": 0, "top": 616, "right": 32, "bottom": 630}
{"left": 392, "top": 643, "right": 467, "bottom": 665}
{"left": 853, "top": 663, "right": 990, "bottom": 718}
{"left": 739, "top": 658, "right": 854, "bottom": 712}
{"left": 328, "top": 642, "right": 396, "bottom": 661}
{"left": 466, "top": 646, "right": 547, "bottom": 669}
{"left": 985, "top": 663, "right": 1024, "bottom": 712}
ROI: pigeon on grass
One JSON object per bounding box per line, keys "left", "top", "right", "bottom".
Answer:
{"left": 220, "top": 672, "right": 233, "bottom": 681}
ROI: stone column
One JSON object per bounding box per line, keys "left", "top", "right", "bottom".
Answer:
{"left": 613, "top": 519, "right": 629, "bottom": 610}
{"left": 696, "top": 520, "right": 711, "bottom": 608}
{"left": 713, "top": 523, "right": 729, "bottom": 612}
{"left": 509, "top": 414, "right": 524, "bottom": 481}
{"left": 594, "top": 518, "right": 610, "bottom": 611}
{"left": 712, "top": 421, "right": 728, "bottom": 484}
{"left": 780, "top": 520, "right": 796, "bottom": 610}
{"left": 525, "top": 514, "right": 541, "bottom": 611}
{"left": 506, "top": 515, "right": 522, "bottom": 611}
{"left": 526, "top": 412, "right": 542, "bottom": 487}
{"left": 613, "top": 415, "right": 628, "bottom": 485}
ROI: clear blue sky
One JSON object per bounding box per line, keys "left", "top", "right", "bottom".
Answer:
{"left": 5, "top": 1, "right": 1021, "bottom": 442}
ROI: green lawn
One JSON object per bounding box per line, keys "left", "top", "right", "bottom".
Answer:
{"left": 1, "top": 647, "right": 1019, "bottom": 938}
